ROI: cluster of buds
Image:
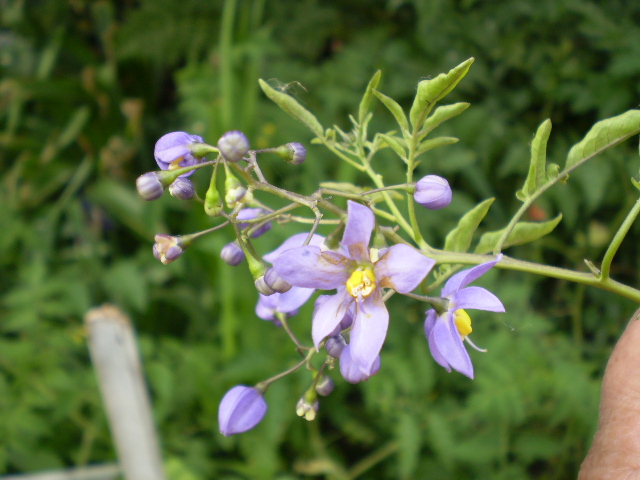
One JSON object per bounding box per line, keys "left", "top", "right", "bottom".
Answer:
{"left": 136, "top": 128, "right": 504, "bottom": 437}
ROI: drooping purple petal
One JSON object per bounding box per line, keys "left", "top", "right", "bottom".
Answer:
{"left": 341, "top": 201, "right": 375, "bottom": 257}
{"left": 339, "top": 344, "right": 381, "bottom": 384}
{"left": 255, "top": 293, "right": 279, "bottom": 320}
{"left": 452, "top": 286, "right": 505, "bottom": 313}
{"left": 218, "top": 385, "right": 267, "bottom": 436}
{"left": 429, "top": 313, "right": 474, "bottom": 379}
{"left": 277, "top": 286, "right": 315, "bottom": 313}
{"left": 348, "top": 290, "right": 389, "bottom": 376}
{"left": 312, "top": 289, "right": 353, "bottom": 349}
{"left": 375, "top": 244, "right": 435, "bottom": 293}
{"left": 441, "top": 255, "right": 502, "bottom": 297}
{"left": 273, "top": 246, "right": 351, "bottom": 289}
{"left": 263, "top": 233, "right": 326, "bottom": 263}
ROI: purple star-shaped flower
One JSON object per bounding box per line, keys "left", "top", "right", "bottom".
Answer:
{"left": 273, "top": 201, "right": 436, "bottom": 376}
{"left": 424, "top": 256, "right": 505, "bottom": 379}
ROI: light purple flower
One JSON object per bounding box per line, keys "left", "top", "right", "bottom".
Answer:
{"left": 154, "top": 131, "right": 204, "bottom": 177}
{"left": 424, "top": 256, "right": 505, "bottom": 379}
{"left": 414, "top": 175, "right": 452, "bottom": 210}
{"left": 218, "top": 385, "right": 267, "bottom": 436}
{"left": 273, "top": 201, "right": 436, "bottom": 377}
{"left": 340, "top": 344, "right": 380, "bottom": 384}
{"left": 153, "top": 234, "right": 185, "bottom": 265}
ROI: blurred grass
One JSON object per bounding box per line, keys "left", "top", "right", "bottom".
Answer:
{"left": 1, "top": 0, "right": 640, "bottom": 478}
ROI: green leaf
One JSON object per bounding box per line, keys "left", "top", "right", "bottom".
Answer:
{"left": 474, "top": 214, "right": 563, "bottom": 254}
{"left": 566, "top": 109, "right": 640, "bottom": 170}
{"left": 395, "top": 411, "right": 421, "bottom": 480}
{"left": 258, "top": 79, "right": 324, "bottom": 137}
{"left": 517, "top": 119, "right": 552, "bottom": 201}
{"left": 359, "top": 70, "right": 382, "bottom": 126}
{"left": 373, "top": 89, "right": 409, "bottom": 133}
{"left": 415, "top": 136, "right": 458, "bottom": 157}
{"left": 377, "top": 133, "right": 407, "bottom": 159}
{"left": 418, "top": 102, "right": 470, "bottom": 140}
{"left": 444, "top": 198, "right": 494, "bottom": 253}
{"left": 409, "top": 58, "right": 474, "bottom": 132}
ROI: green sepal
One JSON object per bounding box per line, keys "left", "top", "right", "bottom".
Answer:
{"left": 190, "top": 143, "right": 218, "bottom": 158}
{"left": 474, "top": 214, "right": 563, "bottom": 254}
{"left": 417, "top": 102, "right": 470, "bottom": 141}
{"left": 517, "top": 119, "right": 552, "bottom": 201}
{"left": 359, "top": 70, "right": 382, "bottom": 126}
{"left": 409, "top": 58, "right": 474, "bottom": 133}
{"left": 444, "top": 198, "right": 494, "bottom": 253}
{"left": 415, "top": 136, "right": 458, "bottom": 158}
{"left": 566, "top": 109, "right": 640, "bottom": 170}
{"left": 258, "top": 79, "right": 324, "bottom": 137}
{"left": 373, "top": 89, "right": 409, "bottom": 134}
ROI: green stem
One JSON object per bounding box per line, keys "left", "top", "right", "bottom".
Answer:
{"left": 599, "top": 195, "right": 640, "bottom": 280}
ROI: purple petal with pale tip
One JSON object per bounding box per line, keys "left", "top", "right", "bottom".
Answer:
{"left": 263, "top": 233, "right": 326, "bottom": 263}
{"left": 441, "top": 255, "right": 502, "bottom": 297}
{"left": 312, "top": 289, "right": 353, "bottom": 349}
{"left": 375, "top": 244, "right": 435, "bottom": 293}
{"left": 272, "top": 246, "right": 350, "bottom": 289}
{"left": 341, "top": 201, "right": 375, "bottom": 254}
{"left": 348, "top": 290, "right": 389, "bottom": 376}
{"left": 452, "top": 286, "right": 505, "bottom": 312}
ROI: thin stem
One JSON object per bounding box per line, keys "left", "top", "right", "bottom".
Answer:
{"left": 599, "top": 195, "right": 640, "bottom": 280}
{"left": 258, "top": 350, "right": 314, "bottom": 389}
{"left": 277, "top": 313, "right": 308, "bottom": 352}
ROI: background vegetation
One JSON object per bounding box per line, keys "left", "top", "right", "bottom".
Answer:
{"left": 2, "top": 0, "right": 640, "bottom": 478}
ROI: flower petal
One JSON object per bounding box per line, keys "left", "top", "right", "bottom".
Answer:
{"left": 255, "top": 294, "right": 278, "bottom": 320}
{"left": 263, "top": 233, "right": 326, "bottom": 263}
{"left": 218, "top": 385, "right": 267, "bottom": 436}
{"left": 339, "top": 344, "right": 381, "bottom": 384}
{"left": 273, "top": 246, "right": 350, "bottom": 289}
{"left": 452, "top": 286, "right": 505, "bottom": 312}
{"left": 312, "top": 289, "right": 353, "bottom": 349}
{"left": 277, "top": 286, "right": 315, "bottom": 313}
{"left": 441, "top": 255, "right": 502, "bottom": 297}
{"left": 341, "top": 201, "right": 374, "bottom": 255}
{"left": 375, "top": 244, "right": 435, "bottom": 293}
{"left": 348, "top": 290, "right": 389, "bottom": 375}
{"left": 430, "top": 313, "right": 474, "bottom": 378}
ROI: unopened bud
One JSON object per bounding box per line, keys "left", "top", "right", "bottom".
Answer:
{"left": 255, "top": 275, "right": 276, "bottom": 296}
{"left": 264, "top": 267, "right": 292, "bottom": 294}
{"left": 218, "top": 385, "right": 267, "bottom": 436}
{"left": 414, "top": 175, "right": 452, "bottom": 210}
{"left": 169, "top": 177, "right": 195, "bottom": 200}
{"left": 325, "top": 334, "right": 347, "bottom": 359}
{"left": 220, "top": 241, "right": 245, "bottom": 266}
{"left": 224, "top": 171, "right": 247, "bottom": 207}
{"left": 296, "top": 397, "right": 319, "bottom": 421}
{"left": 136, "top": 172, "right": 165, "bottom": 201}
{"left": 218, "top": 130, "right": 250, "bottom": 163}
{"left": 153, "top": 234, "right": 186, "bottom": 265}
{"left": 315, "top": 375, "right": 335, "bottom": 397}
{"left": 273, "top": 142, "right": 306, "bottom": 165}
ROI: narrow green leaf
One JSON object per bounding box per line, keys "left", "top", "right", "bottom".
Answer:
{"left": 418, "top": 102, "right": 470, "bottom": 140}
{"left": 57, "top": 105, "right": 91, "bottom": 149}
{"left": 396, "top": 412, "right": 421, "bottom": 480}
{"left": 566, "top": 110, "right": 640, "bottom": 170}
{"left": 258, "top": 79, "right": 324, "bottom": 137}
{"left": 409, "top": 58, "right": 474, "bottom": 132}
{"left": 474, "top": 214, "right": 563, "bottom": 254}
{"left": 444, "top": 198, "right": 494, "bottom": 253}
{"left": 359, "top": 70, "right": 382, "bottom": 126}
{"left": 377, "top": 133, "right": 407, "bottom": 159}
{"left": 415, "top": 136, "right": 458, "bottom": 157}
{"left": 373, "top": 89, "right": 409, "bottom": 133}
{"left": 518, "top": 119, "right": 552, "bottom": 201}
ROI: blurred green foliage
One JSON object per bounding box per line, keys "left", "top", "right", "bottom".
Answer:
{"left": 2, "top": 0, "right": 640, "bottom": 478}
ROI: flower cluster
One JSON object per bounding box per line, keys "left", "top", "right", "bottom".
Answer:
{"left": 136, "top": 128, "right": 505, "bottom": 437}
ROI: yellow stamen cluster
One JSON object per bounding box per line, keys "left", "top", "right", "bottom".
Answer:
{"left": 168, "top": 157, "right": 184, "bottom": 170}
{"left": 346, "top": 268, "right": 376, "bottom": 299}
{"left": 453, "top": 309, "right": 472, "bottom": 337}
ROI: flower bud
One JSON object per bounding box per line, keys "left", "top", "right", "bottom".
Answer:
{"left": 218, "top": 130, "right": 250, "bottom": 163}
{"left": 315, "top": 375, "right": 335, "bottom": 397}
{"left": 339, "top": 345, "right": 381, "bottom": 384}
{"left": 218, "top": 385, "right": 267, "bottom": 436}
{"left": 414, "top": 175, "right": 452, "bottom": 210}
{"left": 296, "top": 396, "right": 319, "bottom": 421}
{"left": 325, "top": 334, "right": 347, "bottom": 359}
{"left": 224, "top": 173, "right": 247, "bottom": 207}
{"left": 255, "top": 275, "right": 276, "bottom": 296}
{"left": 168, "top": 177, "right": 195, "bottom": 200}
{"left": 153, "top": 234, "right": 186, "bottom": 265}
{"left": 220, "top": 241, "right": 245, "bottom": 266}
{"left": 264, "top": 267, "right": 292, "bottom": 294}
{"left": 273, "top": 142, "right": 306, "bottom": 165}
{"left": 154, "top": 131, "right": 205, "bottom": 177}
{"left": 136, "top": 172, "right": 165, "bottom": 201}
{"left": 237, "top": 208, "right": 272, "bottom": 238}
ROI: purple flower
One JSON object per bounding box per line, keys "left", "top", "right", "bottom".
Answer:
{"left": 237, "top": 208, "right": 272, "bottom": 238}
{"left": 273, "top": 201, "right": 436, "bottom": 377}
{"left": 424, "top": 256, "right": 505, "bottom": 379}
{"left": 153, "top": 234, "right": 186, "bottom": 265}
{"left": 218, "top": 130, "right": 250, "bottom": 163}
{"left": 218, "top": 385, "right": 267, "bottom": 436}
{"left": 414, "top": 175, "right": 452, "bottom": 210}
{"left": 154, "top": 132, "right": 204, "bottom": 177}
{"left": 340, "top": 344, "right": 381, "bottom": 383}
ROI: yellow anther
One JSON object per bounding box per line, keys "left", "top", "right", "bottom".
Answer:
{"left": 346, "top": 268, "right": 376, "bottom": 298}
{"left": 453, "top": 309, "right": 473, "bottom": 337}
{"left": 168, "top": 156, "right": 185, "bottom": 170}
